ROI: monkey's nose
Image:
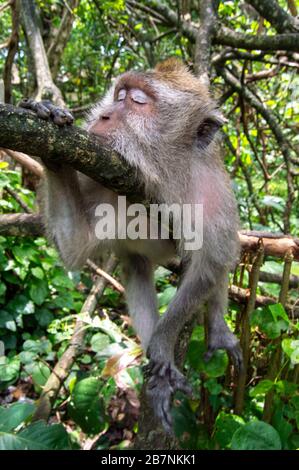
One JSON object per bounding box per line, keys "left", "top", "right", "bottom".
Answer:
{"left": 101, "top": 114, "right": 110, "bottom": 120}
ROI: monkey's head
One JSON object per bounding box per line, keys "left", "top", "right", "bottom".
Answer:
{"left": 86, "top": 58, "right": 224, "bottom": 185}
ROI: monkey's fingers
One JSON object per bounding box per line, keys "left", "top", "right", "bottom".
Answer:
{"left": 40, "top": 101, "right": 74, "bottom": 126}
{"left": 169, "top": 369, "right": 193, "bottom": 397}
{"left": 19, "top": 98, "right": 74, "bottom": 126}
{"left": 144, "top": 359, "right": 171, "bottom": 378}
{"left": 19, "top": 98, "right": 51, "bottom": 120}
{"left": 147, "top": 377, "right": 174, "bottom": 434}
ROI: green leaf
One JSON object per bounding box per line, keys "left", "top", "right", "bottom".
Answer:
{"left": 204, "top": 378, "right": 223, "bottom": 395}
{"left": 0, "top": 356, "right": 20, "bottom": 383}
{"left": 23, "top": 338, "right": 52, "bottom": 355}
{"left": 0, "top": 421, "right": 71, "bottom": 450}
{"left": 7, "top": 295, "right": 34, "bottom": 315}
{"left": 19, "top": 351, "right": 37, "bottom": 364}
{"left": 214, "top": 412, "right": 245, "bottom": 449}
{"left": 68, "top": 377, "right": 107, "bottom": 434}
{"left": 90, "top": 333, "right": 110, "bottom": 353}
{"left": 282, "top": 339, "right": 299, "bottom": 365}
{"left": 11, "top": 244, "right": 38, "bottom": 263}
{"left": 0, "top": 403, "right": 35, "bottom": 432}
{"left": 172, "top": 398, "right": 205, "bottom": 449}
{"left": 35, "top": 308, "right": 54, "bottom": 327}
{"left": 268, "top": 303, "right": 289, "bottom": 323}
{"left": 51, "top": 269, "right": 74, "bottom": 289}
{"left": 31, "top": 267, "right": 44, "bottom": 280}
{"left": 158, "top": 286, "right": 176, "bottom": 308}
{"left": 249, "top": 380, "right": 274, "bottom": 397}
{"left": 251, "top": 305, "right": 289, "bottom": 339}
{"left": 0, "top": 310, "right": 16, "bottom": 332}
{"left": 0, "top": 282, "right": 7, "bottom": 298}
{"left": 29, "top": 279, "right": 49, "bottom": 305}
{"left": 231, "top": 421, "right": 282, "bottom": 450}
{"left": 31, "top": 363, "right": 51, "bottom": 388}
{"left": 188, "top": 340, "right": 228, "bottom": 377}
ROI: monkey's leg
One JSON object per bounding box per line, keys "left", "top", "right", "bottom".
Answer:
{"left": 205, "top": 273, "right": 243, "bottom": 371}
{"left": 145, "top": 262, "right": 213, "bottom": 432}
{"left": 123, "top": 254, "right": 159, "bottom": 350}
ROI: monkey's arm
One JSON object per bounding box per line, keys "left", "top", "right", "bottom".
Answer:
{"left": 20, "top": 99, "right": 96, "bottom": 268}
{"left": 42, "top": 166, "right": 95, "bottom": 269}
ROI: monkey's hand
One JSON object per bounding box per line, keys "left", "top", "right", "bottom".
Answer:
{"left": 205, "top": 324, "right": 243, "bottom": 373}
{"left": 19, "top": 98, "right": 74, "bottom": 126}
{"left": 144, "top": 351, "right": 192, "bottom": 434}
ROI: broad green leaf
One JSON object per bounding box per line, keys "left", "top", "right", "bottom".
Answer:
{"left": 282, "top": 339, "right": 299, "bottom": 365}
{"left": 158, "top": 286, "right": 176, "bottom": 308}
{"left": 31, "top": 363, "right": 51, "bottom": 388}
{"left": 0, "top": 356, "right": 20, "bottom": 383}
{"left": 31, "top": 267, "right": 44, "bottom": 280}
{"left": 0, "top": 421, "right": 70, "bottom": 450}
{"left": 172, "top": 398, "right": 204, "bottom": 450}
{"left": 251, "top": 306, "right": 289, "bottom": 339}
{"left": 249, "top": 380, "right": 274, "bottom": 397}
{"left": 0, "top": 403, "right": 35, "bottom": 432}
{"left": 231, "top": 421, "right": 282, "bottom": 450}
{"left": 0, "top": 310, "right": 16, "bottom": 332}
{"left": 68, "top": 377, "right": 107, "bottom": 434}
{"left": 187, "top": 340, "right": 228, "bottom": 377}
{"left": 29, "top": 279, "right": 49, "bottom": 305}
{"left": 90, "top": 332, "right": 110, "bottom": 353}
{"left": 214, "top": 412, "right": 245, "bottom": 449}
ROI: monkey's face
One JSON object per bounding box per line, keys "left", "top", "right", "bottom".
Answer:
{"left": 85, "top": 60, "right": 225, "bottom": 184}
{"left": 86, "top": 72, "right": 159, "bottom": 146}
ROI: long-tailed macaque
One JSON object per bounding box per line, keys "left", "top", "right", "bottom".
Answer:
{"left": 21, "top": 58, "right": 242, "bottom": 432}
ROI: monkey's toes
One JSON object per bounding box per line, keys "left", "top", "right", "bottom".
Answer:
{"left": 145, "top": 360, "right": 192, "bottom": 433}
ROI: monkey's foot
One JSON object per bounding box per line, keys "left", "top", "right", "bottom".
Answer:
{"left": 144, "top": 360, "right": 192, "bottom": 433}
{"left": 204, "top": 327, "right": 243, "bottom": 373}
{"left": 19, "top": 98, "right": 74, "bottom": 126}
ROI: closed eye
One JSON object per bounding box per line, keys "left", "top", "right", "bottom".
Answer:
{"left": 131, "top": 89, "right": 148, "bottom": 104}
{"left": 117, "top": 88, "right": 127, "bottom": 101}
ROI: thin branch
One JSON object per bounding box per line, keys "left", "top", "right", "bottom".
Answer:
{"left": 0, "top": 213, "right": 43, "bottom": 237}
{"left": 86, "top": 259, "right": 125, "bottom": 294}
{"left": 46, "top": 0, "right": 79, "bottom": 79}
{"left": 0, "top": 1, "right": 12, "bottom": 13}
{"left": 4, "top": 186, "right": 33, "bottom": 213}
{"left": 3, "top": 148, "right": 44, "bottom": 177}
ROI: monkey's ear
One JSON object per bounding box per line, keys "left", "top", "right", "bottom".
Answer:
{"left": 196, "top": 112, "right": 226, "bottom": 150}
